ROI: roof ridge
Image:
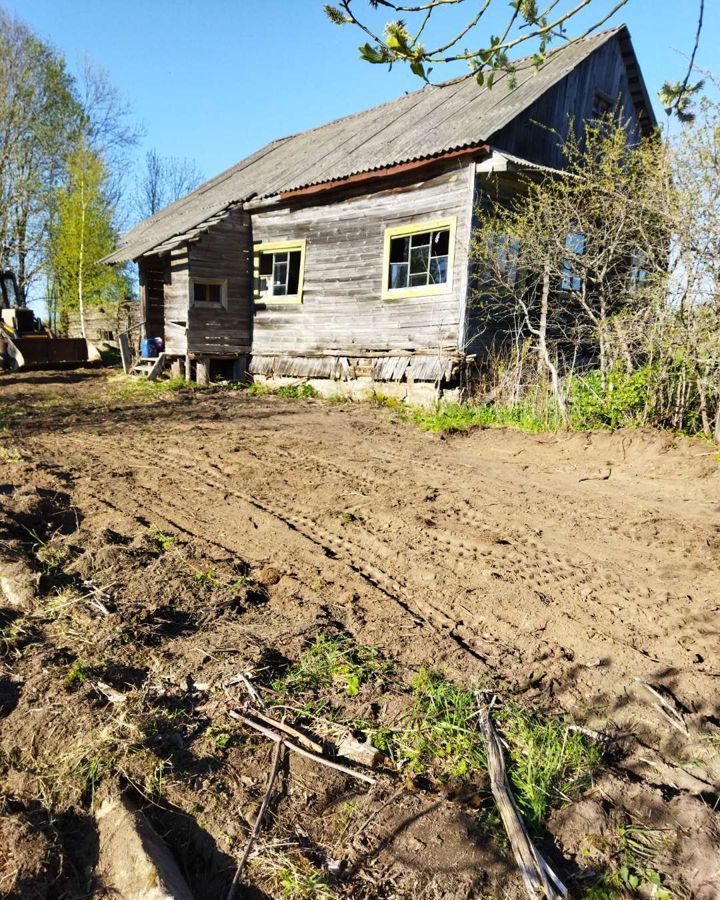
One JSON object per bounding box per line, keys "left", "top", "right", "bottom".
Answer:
{"left": 268, "top": 25, "right": 624, "bottom": 145}
{"left": 105, "top": 24, "right": 633, "bottom": 262}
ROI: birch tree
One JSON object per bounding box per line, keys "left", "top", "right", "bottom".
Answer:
{"left": 0, "top": 11, "right": 80, "bottom": 296}
{"left": 48, "top": 140, "right": 125, "bottom": 337}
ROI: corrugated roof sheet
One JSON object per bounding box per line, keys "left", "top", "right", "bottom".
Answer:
{"left": 105, "top": 27, "right": 632, "bottom": 264}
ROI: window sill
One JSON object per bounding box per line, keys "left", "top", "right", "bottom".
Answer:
{"left": 255, "top": 296, "right": 303, "bottom": 307}
{"left": 382, "top": 283, "right": 452, "bottom": 301}
{"left": 191, "top": 301, "right": 227, "bottom": 310}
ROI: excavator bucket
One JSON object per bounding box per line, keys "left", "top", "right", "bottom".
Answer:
{"left": 0, "top": 271, "right": 101, "bottom": 371}
{"left": 7, "top": 335, "right": 96, "bottom": 369}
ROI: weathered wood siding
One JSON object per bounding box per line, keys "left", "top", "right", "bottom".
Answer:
{"left": 164, "top": 247, "right": 189, "bottom": 355}
{"left": 138, "top": 256, "right": 168, "bottom": 342}
{"left": 66, "top": 299, "right": 141, "bottom": 341}
{"left": 491, "top": 35, "right": 645, "bottom": 169}
{"left": 251, "top": 163, "right": 475, "bottom": 355}
{"left": 186, "top": 207, "right": 252, "bottom": 356}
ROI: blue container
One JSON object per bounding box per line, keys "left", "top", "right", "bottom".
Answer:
{"left": 140, "top": 338, "right": 156, "bottom": 358}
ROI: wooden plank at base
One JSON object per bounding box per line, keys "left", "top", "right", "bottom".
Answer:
{"left": 119, "top": 333, "right": 132, "bottom": 374}
{"left": 147, "top": 353, "right": 166, "bottom": 382}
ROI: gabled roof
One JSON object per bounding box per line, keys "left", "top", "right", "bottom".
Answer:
{"left": 105, "top": 25, "right": 653, "bottom": 264}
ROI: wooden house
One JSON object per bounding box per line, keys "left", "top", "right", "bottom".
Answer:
{"left": 104, "top": 25, "right": 654, "bottom": 400}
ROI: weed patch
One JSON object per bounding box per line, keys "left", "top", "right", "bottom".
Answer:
{"left": 247, "top": 381, "right": 318, "bottom": 399}
{"left": 0, "top": 445, "right": 24, "bottom": 462}
{"left": 586, "top": 823, "right": 672, "bottom": 899}
{"left": 408, "top": 402, "right": 558, "bottom": 435}
{"left": 502, "top": 707, "right": 601, "bottom": 830}
{"left": 272, "top": 633, "right": 393, "bottom": 702}
{"left": 392, "top": 668, "right": 487, "bottom": 781}
{"left": 65, "top": 660, "right": 89, "bottom": 688}
{"left": 147, "top": 525, "right": 175, "bottom": 553}
{"left": 253, "top": 848, "right": 338, "bottom": 899}
{"left": 109, "top": 375, "right": 189, "bottom": 403}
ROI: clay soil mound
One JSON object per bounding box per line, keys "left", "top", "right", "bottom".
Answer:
{"left": 0, "top": 369, "right": 718, "bottom": 898}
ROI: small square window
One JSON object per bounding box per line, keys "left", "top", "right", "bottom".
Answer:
{"left": 193, "top": 280, "right": 225, "bottom": 306}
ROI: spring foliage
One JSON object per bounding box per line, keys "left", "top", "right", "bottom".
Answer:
{"left": 48, "top": 140, "right": 126, "bottom": 337}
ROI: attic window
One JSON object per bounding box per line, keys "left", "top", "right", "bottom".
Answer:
{"left": 382, "top": 218, "right": 456, "bottom": 300}
{"left": 254, "top": 240, "right": 306, "bottom": 304}
{"left": 192, "top": 279, "right": 227, "bottom": 308}
{"left": 592, "top": 93, "right": 612, "bottom": 119}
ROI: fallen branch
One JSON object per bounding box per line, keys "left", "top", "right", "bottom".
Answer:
{"left": 247, "top": 707, "right": 323, "bottom": 754}
{"left": 477, "top": 697, "right": 566, "bottom": 899}
{"left": 578, "top": 469, "right": 611, "bottom": 483}
{"left": 228, "top": 711, "right": 376, "bottom": 785}
{"left": 226, "top": 736, "right": 285, "bottom": 900}
{"left": 634, "top": 678, "right": 688, "bottom": 736}
{"left": 226, "top": 672, "right": 264, "bottom": 708}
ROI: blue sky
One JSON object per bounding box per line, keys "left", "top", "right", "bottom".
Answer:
{"left": 6, "top": 0, "right": 718, "bottom": 200}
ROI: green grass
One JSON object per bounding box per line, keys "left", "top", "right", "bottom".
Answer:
{"left": 272, "top": 633, "right": 393, "bottom": 701}
{"left": 502, "top": 707, "right": 602, "bottom": 830}
{"left": 0, "top": 445, "right": 23, "bottom": 462}
{"left": 390, "top": 671, "right": 601, "bottom": 818}
{"left": 254, "top": 850, "right": 338, "bottom": 899}
{"left": 109, "top": 375, "right": 189, "bottom": 402}
{"left": 393, "top": 669, "right": 487, "bottom": 780}
{"left": 247, "top": 381, "right": 318, "bottom": 399}
{"left": 193, "top": 568, "right": 220, "bottom": 587}
{"left": 408, "top": 401, "right": 560, "bottom": 434}
{"left": 147, "top": 525, "right": 175, "bottom": 553}
{"left": 65, "top": 660, "right": 89, "bottom": 688}
{"left": 585, "top": 824, "right": 672, "bottom": 899}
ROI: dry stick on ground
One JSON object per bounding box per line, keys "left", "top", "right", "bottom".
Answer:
{"left": 634, "top": 678, "right": 689, "bottom": 736}
{"left": 228, "top": 711, "right": 377, "bottom": 785}
{"left": 226, "top": 736, "right": 285, "bottom": 900}
{"left": 476, "top": 697, "right": 567, "bottom": 900}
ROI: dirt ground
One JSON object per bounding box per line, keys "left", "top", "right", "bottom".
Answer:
{"left": 1, "top": 369, "right": 719, "bottom": 899}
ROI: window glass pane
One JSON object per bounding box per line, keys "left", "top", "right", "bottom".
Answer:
{"left": 429, "top": 256, "right": 448, "bottom": 284}
{"left": 207, "top": 283, "right": 221, "bottom": 304}
{"left": 194, "top": 283, "right": 207, "bottom": 304}
{"left": 389, "top": 262, "right": 408, "bottom": 290}
{"left": 273, "top": 260, "right": 288, "bottom": 295}
{"left": 410, "top": 246, "right": 429, "bottom": 276}
{"left": 259, "top": 253, "right": 273, "bottom": 276}
{"left": 410, "top": 231, "right": 431, "bottom": 248}
{"left": 431, "top": 229, "right": 450, "bottom": 256}
{"left": 389, "top": 236, "right": 409, "bottom": 263}
{"left": 287, "top": 250, "right": 301, "bottom": 295}
{"left": 409, "top": 273, "right": 428, "bottom": 287}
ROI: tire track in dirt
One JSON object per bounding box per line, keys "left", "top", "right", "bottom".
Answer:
{"left": 25, "top": 394, "right": 720, "bottom": 715}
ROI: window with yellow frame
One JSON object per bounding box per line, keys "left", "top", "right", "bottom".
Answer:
{"left": 253, "top": 239, "right": 306, "bottom": 304}
{"left": 382, "top": 218, "right": 456, "bottom": 301}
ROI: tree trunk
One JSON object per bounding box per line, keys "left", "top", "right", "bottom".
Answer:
{"left": 537, "top": 262, "right": 569, "bottom": 426}
{"left": 78, "top": 167, "right": 86, "bottom": 339}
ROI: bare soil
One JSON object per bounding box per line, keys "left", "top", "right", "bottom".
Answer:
{"left": 1, "top": 369, "right": 719, "bottom": 899}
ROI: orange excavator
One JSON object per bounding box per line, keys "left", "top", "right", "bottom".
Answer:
{"left": 0, "top": 270, "right": 98, "bottom": 371}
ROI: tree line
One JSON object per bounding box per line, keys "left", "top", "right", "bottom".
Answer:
{"left": 0, "top": 9, "right": 202, "bottom": 337}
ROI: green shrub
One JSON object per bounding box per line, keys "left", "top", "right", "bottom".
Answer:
{"left": 569, "top": 367, "right": 652, "bottom": 430}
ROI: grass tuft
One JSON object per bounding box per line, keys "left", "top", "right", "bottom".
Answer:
{"left": 393, "top": 668, "right": 487, "bottom": 781}
{"left": 408, "top": 401, "right": 557, "bottom": 434}
{"left": 253, "top": 848, "right": 338, "bottom": 899}
{"left": 247, "top": 381, "right": 318, "bottom": 399}
{"left": 109, "top": 375, "right": 189, "bottom": 402}
{"left": 272, "top": 633, "right": 393, "bottom": 701}
{"left": 502, "top": 706, "right": 602, "bottom": 830}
